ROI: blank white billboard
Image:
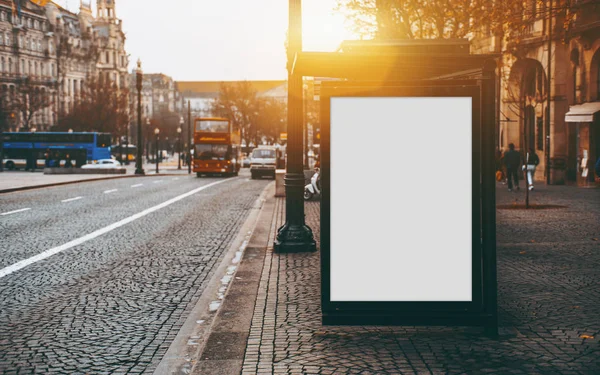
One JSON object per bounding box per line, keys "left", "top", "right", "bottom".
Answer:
{"left": 330, "top": 97, "right": 472, "bottom": 302}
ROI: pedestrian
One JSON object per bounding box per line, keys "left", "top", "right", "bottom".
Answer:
{"left": 595, "top": 156, "right": 600, "bottom": 179}
{"left": 186, "top": 152, "right": 191, "bottom": 167}
{"left": 44, "top": 149, "right": 51, "bottom": 168}
{"left": 503, "top": 143, "right": 521, "bottom": 192}
{"left": 64, "top": 154, "right": 73, "bottom": 168}
{"left": 524, "top": 148, "right": 539, "bottom": 190}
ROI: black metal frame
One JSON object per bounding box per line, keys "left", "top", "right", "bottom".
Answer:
{"left": 319, "top": 80, "right": 497, "bottom": 334}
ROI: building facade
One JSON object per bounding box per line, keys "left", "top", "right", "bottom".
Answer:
{"left": 472, "top": 0, "right": 600, "bottom": 185}
{"left": 0, "top": 0, "right": 129, "bottom": 132}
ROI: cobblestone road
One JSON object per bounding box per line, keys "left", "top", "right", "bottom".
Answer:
{"left": 241, "top": 183, "right": 600, "bottom": 375}
{"left": 0, "top": 171, "right": 269, "bottom": 374}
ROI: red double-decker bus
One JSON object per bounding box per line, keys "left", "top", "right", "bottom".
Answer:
{"left": 193, "top": 117, "right": 241, "bottom": 177}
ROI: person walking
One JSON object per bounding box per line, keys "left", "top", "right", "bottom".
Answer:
{"left": 64, "top": 154, "right": 73, "bottom": 168}
{"left": 524, "top": 148, "right": 540, "bottom": 190}
{"left": 595, "top": 156, "right": 600, "bottom": 179}
{"left": 503, "top": 143, "right": 521, "bottom": 192}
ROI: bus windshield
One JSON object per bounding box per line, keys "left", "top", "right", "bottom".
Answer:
{"left": 195, "top": 144, "right": 229, "bottom": 160}
{"left": 195, "top": 120, "right": 229, "bottom": 133}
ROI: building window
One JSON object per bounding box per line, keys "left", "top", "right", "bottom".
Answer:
{"left": 34, "top": 20, "right": 39, "bottom": 30}
{"left": 27, "top": 18, "right": 32, "bottom": 28}
{"left": 1, "top": 12, "right": 5, "bottom": 22}
{"left": 51, "top": 63, "right": 55, "bottom": 77}
{"left": 18, "top": 36, "right": 22, "bottom": 48}
{"left": 40, "top": 63, "right": 44, "bottom": 76}
{"left": 1, "top": 57, "right": 4, "bottom": 73}
{"left": 5, "top": 33, "right": 9, "bottom": 46}
{"left": 536, "top": 117, "right": 543, "bottom": 151}
{"left": 8, "top": 58, "right": 12, "bottom": 73}
{"left": 105, "top": 51, "right": 109, "bottom": 63}
{"left": 34, "top": 62, "right": 38, "bottom": 77}
{"left": 42, "top": 22, "right": 46, "bottom": 31}
{"left": 28, "top": 61, "right": 32, "bottom": 76}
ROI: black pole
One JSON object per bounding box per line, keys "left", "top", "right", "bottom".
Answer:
{"left": 304, "top": 84, "right": 309, "bottom": 169}
{"left": 178, "top": 134, "right": 181, "bottom": 169}
{"left": 274, "top": 0, "right": 316, "bottom": 253}
{"left": 134, "top": 60, "right": 145, "bottom": 175}
{"left": 545, "top": 2, "right": 552, "bottom": 185}
{"left": 125, "top": 122, "right": 129, "bottom": 165}
{"left": 188, "top": 100, "right": 192, "bottom": 174}
{"left": 155, "top": 133, "right": 159, "bottom": 174}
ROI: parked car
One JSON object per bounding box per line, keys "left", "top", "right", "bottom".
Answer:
{"left": 81, "top": 159, "right": 123, "bottom": 169}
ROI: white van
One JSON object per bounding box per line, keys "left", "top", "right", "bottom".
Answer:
{"left": 250, "top": 146, "right": 277, "bottom": 179}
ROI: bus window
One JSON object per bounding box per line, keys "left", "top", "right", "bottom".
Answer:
{"left": 195, "top": 120, "right": 229, "bottom": 133}
{"left": 195, "top": 144, "right": 228, "bottom": 160}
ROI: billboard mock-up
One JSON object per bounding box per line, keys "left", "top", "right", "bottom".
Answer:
{"left": 320, "top": 83, "right": 496, "bottom": 330}
{"left": 330, "top": 97, "right": 473, "bottom": 302}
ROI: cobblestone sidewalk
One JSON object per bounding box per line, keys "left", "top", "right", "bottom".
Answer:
{"left": 240, "top": 184, "right": 600, "bottom": 375}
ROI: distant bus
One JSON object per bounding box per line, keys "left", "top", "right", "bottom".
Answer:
{"left": 193, "top": 117, "right": 241, "bottom": 177}
{"left": 1, "top": 132, "right": 111, "bottom": 170}
{"left": 111, "top": 144, "right": 137, "bottom": 162}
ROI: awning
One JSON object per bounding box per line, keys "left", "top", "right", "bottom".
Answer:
{"left": 565, "top": 102, "right": 600, "bottom": 122}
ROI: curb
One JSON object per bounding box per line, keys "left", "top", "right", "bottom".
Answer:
{"left": 0, "top": 172, "right": 193, "bottom": 194}
{"left": 189, "top": 183, "right": 278, "bottom": 375}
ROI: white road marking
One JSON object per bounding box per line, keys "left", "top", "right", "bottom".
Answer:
{"left": 173, "top": 177, "right": 179, "bottom": 181}
{"left": 0, "top": 178, "right": 235, "bottom": 279}
{"left": 104, "top": 189, "right": 118, "bottom": 194}
{"left": 62, "top": 197, "right": 83, "bottom": 203}
{"left": 153, "top": 180, "right": 163, "bottom": 184}
{"left": 131, "top": 184, "right": 144, "bottom": 188}
{"left": 1, "top": 208, "right": 31, "bottom": 216}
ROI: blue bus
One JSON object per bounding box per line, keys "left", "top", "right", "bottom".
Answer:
{"left": 1, "top": 132, "right": 112, "bottom": 170}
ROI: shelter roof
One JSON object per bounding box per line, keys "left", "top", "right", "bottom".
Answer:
{"left": 292, "top": 51, "right": 498, "bottom": 82}
{"left": 176, "top": 80, "right": 286, "bottom": 95}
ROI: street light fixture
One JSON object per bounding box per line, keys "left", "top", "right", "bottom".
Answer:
{"left": 177, "top": 126, "right": 182, "bottom": 170}
{"left": 134, "top": 59, "right": 145, "bottom": 175}
{"left": 154, "top": 127, "right": 160, "bottom": 174}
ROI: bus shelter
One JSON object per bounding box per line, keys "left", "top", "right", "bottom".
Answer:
{"left": 291, "top": 43, "right": 499, "bottom": 336}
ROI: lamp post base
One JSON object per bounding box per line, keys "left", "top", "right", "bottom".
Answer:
{"left": 274, "top": 223, "right": 317, "bottom": 253}
{"left": 134, "top": 168, "right": 145, "bottom": 175}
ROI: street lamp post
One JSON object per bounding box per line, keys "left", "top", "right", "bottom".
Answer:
{"left": 125, "top": 122, "right": 129, "bottom": 165}
{"left": 177, "top": 126, "right": 182, "bottom": 170}
{"left": 30, "top": 127, "right": 37, "bottom": 173}
{"left": 187, "top": 100, "right": 192, "bottom": 174}
{"left": 154, "top": 127, "right": 160, "bottom": 174}
{"left": 134, "top": 59, "right": 145, "bottom": 175}
{"left": 274, "top": 0, "right": 316, "bottom": 252}
{"left": 146, "top": 118, "right": 150, "bottom": 163}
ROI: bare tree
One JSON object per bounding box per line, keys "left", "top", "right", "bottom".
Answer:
{"left": 5, "top": 78, "right": 53, "bottom": 130}
{"left": 54, "top": 76, "right": 128, "bottom": 134}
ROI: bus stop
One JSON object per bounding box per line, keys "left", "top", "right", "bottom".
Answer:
{"left": 277, "top": 1, "right": 499, "bottom": 336}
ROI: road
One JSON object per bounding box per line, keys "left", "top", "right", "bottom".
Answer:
{"left": 0, "top": 170, "right": 270, "bottom": 374}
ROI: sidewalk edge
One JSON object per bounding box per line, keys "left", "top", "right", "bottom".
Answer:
{"left": 0, "top": 173, "right": 188, "bottom": 194}
{"left": 189, "top": 183, "right": 278, "bottom": 375}
{"left": 153, "top": 181, "right": 276, "bottom": 375}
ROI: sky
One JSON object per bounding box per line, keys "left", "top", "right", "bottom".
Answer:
{"left": 53, "top": 0, "right": 356, "bottom": 81}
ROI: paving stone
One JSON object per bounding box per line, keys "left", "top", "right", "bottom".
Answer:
{"left": 240, "top": 184, "right": 600, "bottom": 374}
